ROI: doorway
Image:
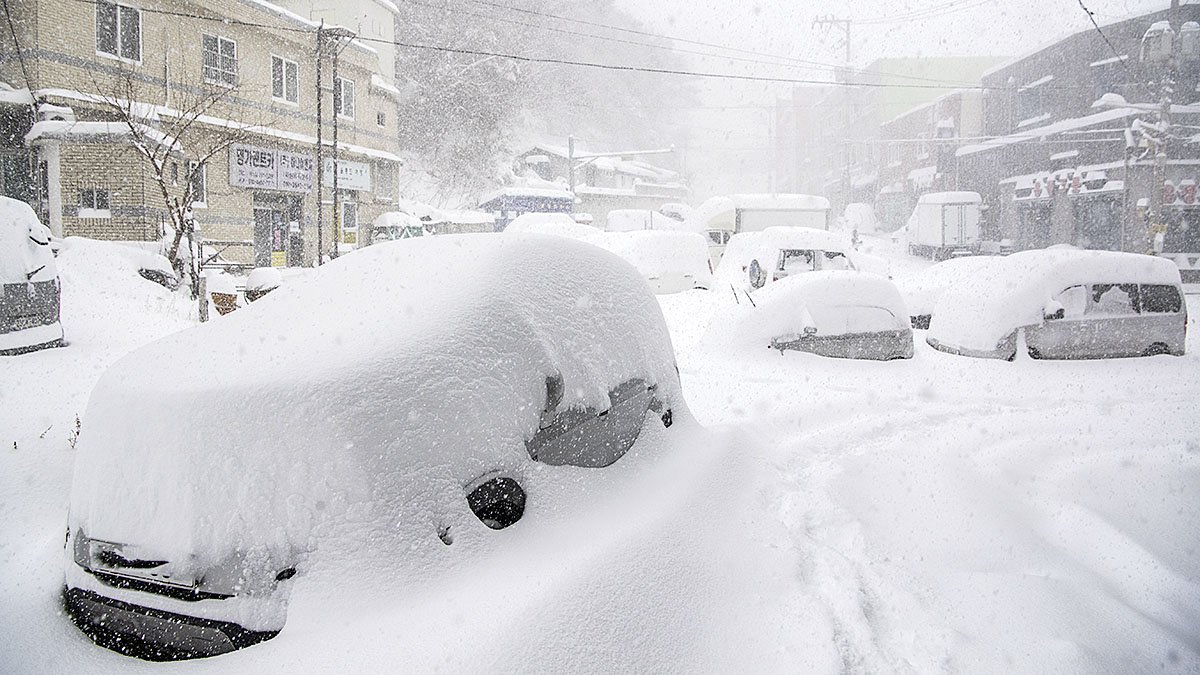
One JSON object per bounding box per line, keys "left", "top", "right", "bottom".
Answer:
{"left": 253, "top": 194, "right": 303, "bottom": 267}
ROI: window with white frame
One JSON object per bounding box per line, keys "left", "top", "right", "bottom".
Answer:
{"left": 187, "top": 161, "right": 207, "bottom": 207}
{"left": 96, "top": 1, "right": 141, "bottom": 62}
{"left": 272, "top": 56, "right": 299, "bottom": 104}
{"left": 202, "top": 34, "right": 238, "bottom": 86}
{"left": 335, "top": 77, "right": 355, "bottom": 119}
{"left": 79, "top": 188, "right": 111, "bottom": 218}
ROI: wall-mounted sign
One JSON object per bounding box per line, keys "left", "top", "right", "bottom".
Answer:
{"left": 323, "top": 158, "right": 372, "bottom": 192}
{"left": 230, "top": 144, "right": 313, "bottom": 193}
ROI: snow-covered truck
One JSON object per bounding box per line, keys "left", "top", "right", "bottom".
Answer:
{"left": 907, "top": 192, "right": 982, "bottom": 260}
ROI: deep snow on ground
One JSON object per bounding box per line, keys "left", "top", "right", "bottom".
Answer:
{"left": 1, "top": 234, "right": 1198, "bottom": 672}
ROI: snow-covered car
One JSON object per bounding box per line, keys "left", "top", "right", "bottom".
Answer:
{"left": 895, "top": 255, "right": 1004, "bottom": 329}
{"left": 1, "top": 196, "right": 63, "bottom": 355}
{"left": 600, "top": 230, "right": 713, "bottom": 294}
{"left": 504, "top": 212, "right": 602, "bottom": 241}
{"left": 716, "top": 227, "right": 884, "bottom": 291}
{"left": 707, "top": 271, "right": 913, "bottom": 360}
{"left": 927, "top": 249, "right": 1187, "bottom": 360}
{"left": 63, "top": 234, "right": 685, "bottom": 660}
{"left": 604, "top": 209, "right": 684, "bottom": 232}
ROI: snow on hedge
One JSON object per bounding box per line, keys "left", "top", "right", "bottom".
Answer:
{"left": 703, "top": 271, "right": 909, "bottom": 349}
{"left": 0, "top": 196, "right": 57, "bottom": 285}
{"left": 927, "top": 249, "right": 1182, "bottom": 352}
{"left": 68, "top": 234, "right": 684, "bottom": 584}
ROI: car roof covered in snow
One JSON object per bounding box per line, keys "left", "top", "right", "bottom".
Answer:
{"left": 917, "top": 191, "right": 982, "bottom": 205}
{"left": 0, "top": 196, "right": 57, "bottom": 284}
{"left": 600, "top": 230, "right": 712, "bottom": 280}
{"left": 715, "top": 227, "right": 855, "bottom": 287}
{"left": 928, "top": 249, "right": 1183, "bottom": 351}
{"left": 69, "top": 234, "right": 682, "bottom": 566}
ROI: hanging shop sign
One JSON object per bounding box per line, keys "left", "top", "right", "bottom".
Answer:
{"left": 323, "top": 158, "right": 372, "bottom": 192}
{"left": 229, "top": 144, "right": 314, "bottom": 193}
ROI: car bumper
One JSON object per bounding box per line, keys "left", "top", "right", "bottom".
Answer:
{"left": 0, "top": 321, "right": 63, "bottom": 355}
{"left": 63, "top": 586, "right": 278, "bottom": 661}
{"left": 772, "top": 330, "right": 914, "bottom": 360}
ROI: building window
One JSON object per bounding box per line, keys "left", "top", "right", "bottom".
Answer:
{"left": 96, "top": 1, "right": 141, "bottom": 62}
{"left": 376, "top": 110, "right": 386, "bottom": 127}
{"left": 79, "top": 188, "right": 111, "bottom": 218}
{"left": 202, "top": 34, "right": 238, "bottom": 86}
{"left": 187, "top": 161, "right": 207, "bottom": 207}
{"left": 335, "top": 77, "right": 355, "bottom": 119}
{"left": 272, "top": 56, "right": 299, "bottom": 104}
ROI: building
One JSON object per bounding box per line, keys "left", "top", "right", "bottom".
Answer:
{"left": 513, "top": 141, "right": 688, "bottom": 228}
{"left": 0, "top": 0, "right": 403, "bottom": 268}
{"left": 783, "top": 57, "right": 1001, "bottom": 211}
{"left": 954, "top": 4, "right": 1200, "bottom": 269}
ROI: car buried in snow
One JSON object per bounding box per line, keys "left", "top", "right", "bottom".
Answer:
{"left": 63, "top": 234, "right": 686, "bottom": 660}
{"left": 926, "top": 248, "right": 1187, "bottom": 360}
{"left": 0, "top": 196, "right": 63, "bottom": 356}
{"left": 716, "top": 226, "right": 888, "bottom": 292}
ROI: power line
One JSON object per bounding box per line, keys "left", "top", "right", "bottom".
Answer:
{"left": 851, "top": 0, "right": 993, "bottom": 26}
{"left": 1076, "top": 0, "right": 1134, "bottom": 74}
{"left": 463, "top": 0, "right": 985, "bottom": 87}
{"left": 402, "top": 0, "right": 820, "bottom": 71}
{"left": 62, "top": 0, "right": 1131, "bottom": 94}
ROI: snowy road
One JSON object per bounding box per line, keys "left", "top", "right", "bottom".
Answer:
{"left": 1, "top": 237, "right": 1198, "bottom": 672}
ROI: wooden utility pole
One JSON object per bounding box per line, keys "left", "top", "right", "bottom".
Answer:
{"left": 814, "top": 15, "right": 855, "bottom": 213}
{"left": 315, "top": 21, "right": 324, "bottom": 266}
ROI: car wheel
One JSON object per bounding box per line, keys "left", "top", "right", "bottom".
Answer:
{"left": 1143, "top": 343, "right": 1170, "bottom": 357}
{"left": 1027, "top": 346, "right": 1043, "bottom": 359}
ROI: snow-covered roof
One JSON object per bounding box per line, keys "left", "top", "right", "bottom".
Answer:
{"left": 917, "top": 191, "right": 982, "bottom": 205}
{"left": 956, "top": 107, "right": 1139, "bottom": 157}
{"left": 504, "top": 213, "right": 600, "bottom": 240}
{"left": 928, "top": 249, "right": 1182, "bottom": 352}
{"left": 441, "top": 209, "right": 494, "bottom": 225}
{"left": 478, "top": 186, "right": 575, "bottom": 206}
{"left": 36, "top": 88, "right": 400, "bottom": 164}
{"left": 373, "top": 210, "right": 425, "bottom": 230}
{"left": 0, "top": 82, "right": 34, "bottom": 105}
{"left": 24, "top": 120, "right": 182, "bottom": 152}
{"left": 69, "top": 234, "right": 683, "bottom": 565}
{"left": 370, "top": 74, "right": 403, "bottom": 101}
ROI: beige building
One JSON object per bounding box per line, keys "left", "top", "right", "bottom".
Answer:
{"left": 0, "top": 0, "right": 402, "bottom": 267}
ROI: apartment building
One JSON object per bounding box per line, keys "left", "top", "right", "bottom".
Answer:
{"left": 0, "top": 0, "right": 402, "bottom": 267}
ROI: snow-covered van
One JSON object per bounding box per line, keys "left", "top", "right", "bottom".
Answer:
{"left": 907, "top": 191, "right": 982, "bottom": 260}
{"left": 1, "top": 196, "right": 63, "bottom": 355}
{"left": 927, "top": 249, "right": 1186, "bottom": 360}
{"left": 64, "top": 234, "right": 686, "bottom": 660}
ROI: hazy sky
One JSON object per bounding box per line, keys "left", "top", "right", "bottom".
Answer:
{"left": 614, "top": 0, "right": 1169, "bottom": 196}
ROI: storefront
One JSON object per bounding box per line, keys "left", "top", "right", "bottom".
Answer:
{"left": 323, "top": 158, "right": 372, "bottom": 249}
{"left": 229, "top": 143, "right": 314, "bottom": 267}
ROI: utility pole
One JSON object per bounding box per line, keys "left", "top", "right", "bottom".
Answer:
{"left": 1147, "top": 0, "right": 1182, "bottom": 254}
{"left": 567, "top": 135, "right": 576, "bottom": 194}
{"left": 814, "top": 14, "right": 855, "bottom": 214}
{"left": 313, "top": 24, "right": 356, "bottom": 264}
{"left": 315, "top": 21, "right": 324, "bottom": 266}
